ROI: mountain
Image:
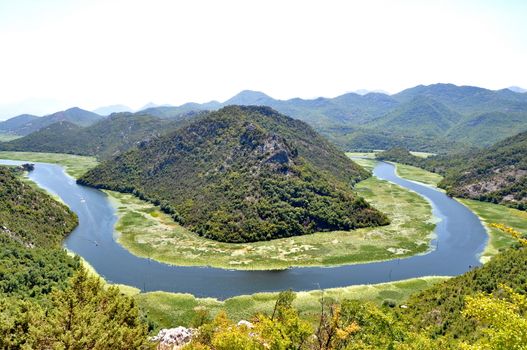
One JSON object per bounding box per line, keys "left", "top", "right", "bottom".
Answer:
{"left": 224, "top": 90, "right": 276, "bottom": 105}
{"left": 0, "top": 107, "right": 104, "bottom": 136}
{"left": 377, "top": 130, "right": 527, "bottom": 209}
{"left": 353, "top": 89, "right": 390, "bottom": 95}
{"left": 92, "top": 104, "right": 132, "bottom": 116}
{"left": 0, "top": 114, "right": 39, "bottom": 134}
{"left": 372, "top": 96, "right": 462, "bottom": 137}
{"left": 132, "top": 84, "right": 527, "bottom": 152}
{"left": 0, "top": 114, "right": 180, "bottom": 159}
{"left": 438, "top": 131, "right": 527, "bottom": 208}
{"left": 78, "top": 106, "right": 388, "bottom": 243}
{"left": 392, "top": 83, "right": 527, "bottom": 115}
{"left": 6, "top": 83, "right": 526, "bottom": 152}
{"left": 508, "top": 86, "right": 527, "bottom": 93}
{"left": 138, "top": 102, "right": 220, "bottom": 119}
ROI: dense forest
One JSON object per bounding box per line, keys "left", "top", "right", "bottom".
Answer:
{"left": 0, "top": 166, "right": 149, "bottom": 348}
{"left": 79, "top": 106, "right": 389, "bottom": 243}
{"left": 377, "top": 131, "right": 527, "bottom": 209}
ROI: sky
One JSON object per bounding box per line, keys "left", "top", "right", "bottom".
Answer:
{"left": 0, "top": 0, "right": 526, "bottom": 119}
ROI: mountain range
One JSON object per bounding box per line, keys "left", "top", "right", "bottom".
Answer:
{"left": 0, "top": 113, "right": 191, "bottom": 159}
{"left": 0, "top": 107, "right": 104, "bottom": 136}
{"left": 2, "top": 84, "right": 527, "bottom": 153}
{"left": 122, "top": 84, "right": 527, "bottom": 152}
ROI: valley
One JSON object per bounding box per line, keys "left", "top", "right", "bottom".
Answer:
{"left": 0, "top": 151, "right": 491, "bottom": 294}
{"left": 3, "top": 1, "right": 527, "bottom": 347}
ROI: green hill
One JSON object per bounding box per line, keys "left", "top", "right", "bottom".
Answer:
{"left": 0, "top": 166, "right": 79, "bottom": 299}
{"left": 0, "top": 107, "right": 104, "bottom": 136}
{"left": 0, "top": 114, "right": 39, "bottom": 135}
{"left": 372, "top": 96, "right": 462, "bottom": 137}
{"left": 0, "top": 114, "right": 183, "bottom": 159}
{"left": 79, "top": 106, "right": 388, "bottom": 243}
{"left": 439, "top": 131, "right": 527, "bottom": 208}
{"left": 377, "top": 131, "right": 527, "bottom": 209}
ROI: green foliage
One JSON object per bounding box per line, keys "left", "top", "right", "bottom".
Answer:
{"left": 402, "top": 246, "right": 527, "bottom": 340}
{"left": 0, "top": 165, "right": 80, "bottom": 299}
{"left": 0, "top": 166, "right": 150, "bottom": 348}
{"left": 0, "top": 167, "right": 78, "bottom": 247}
{"left": 377, "top": 138, "right": 527, "bottom": 210}
{"left": 463, "top": 285, "right": 527, "bottom": 350}
{"left": 79, "top": 106, "right": 388, "bottom": 243}
{"left": 0, "top": 268, "right": 149, "bottom": 349}
{"left": 0, "top": 237, "right": 80, "bottom": 299}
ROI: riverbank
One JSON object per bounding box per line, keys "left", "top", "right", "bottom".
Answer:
{"left": 0, "top": 151, "right": 98, "bottom": 178}
{"left": 363, "top": 153, "right": 525, "bottom": 262}
{"left": 135, "top": 276, "right": 447, "bottom": 329}
{"left": 107, "top": 172, "right": 434, "bottom": 270}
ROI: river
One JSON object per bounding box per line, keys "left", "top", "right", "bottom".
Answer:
{"left": 0, "top": 159, "right": 487, "bottom": 299}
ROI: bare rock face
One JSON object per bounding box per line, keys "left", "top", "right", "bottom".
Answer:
{"left": 150, "top": 327, "right": 194, "bottom": 350}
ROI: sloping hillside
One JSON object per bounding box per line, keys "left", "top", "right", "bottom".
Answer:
{"left": 79, "top": 106, "right": 388, "bottom": 243}
{"left": 0, "top": 107, "right": 104, "bottom": 136}
{"left": 0, "top": 114, "right": 180, "bottom": 159}
{"left": 439, "top": 131, "right": 527, "bottom": 208}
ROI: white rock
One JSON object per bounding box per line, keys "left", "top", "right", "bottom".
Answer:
{"left": 150, "top": 327, "right": 194, "bottom": 350}
{"left": 237, "top": 320, "right": 254, "bottom": 329}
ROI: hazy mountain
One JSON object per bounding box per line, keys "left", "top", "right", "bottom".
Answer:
{"left": 0, "top": 107, "right": 104, "bottom": 136}
{"left": 223, "top": 90, "right": 276, "bottom": 106}
{"left": 353, "top": 89, "right": 390, "bottom": 95}
{"left": 78, "top": 106, "right": 388, "bottom": 243}
{"left": 93, "top": 104, "right": 133, "bottom": 116}
{"left": 5, "top": 83, "right": 527, "bottom": 152}
{"left": 0, "top": 114, "right": 40, "bottom": 134}
{"left": 508, "top": 86, "right": 527, "bottom": 93}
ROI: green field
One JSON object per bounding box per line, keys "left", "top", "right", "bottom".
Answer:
{"left": 109, "top": 172, "right": 435, "bottom": 270}
{"left": 135, "top": 276, "right": 447, "bottom": 329}
{"left": 0, "top": 151, "right": 98, "bottom": 178}
{"left": 409, "top": 151, "right": 436, "bottom": 158}
{"left": 458, "top": 199, "right": 526, "bottom": 262}
{"left": 382, "top": 159, "right": 525, "bottom": 262}
{"left": 394, "top": 163, "right": 444, "bottom": 187}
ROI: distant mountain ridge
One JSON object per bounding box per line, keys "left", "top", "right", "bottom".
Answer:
{"left": 0, "top": 107, "right": 103, "bottom": 136}
{"left": 3, "top": 83, "right": 527, "bottom": 152}
{"left": 92, "top": 104, "right": 133, "bottom": 116}
{"left": 0, "top": 114, "right": 184, "bottom": 159}
{"left": 131, "top": 84, "right": 527, "bottom": 152}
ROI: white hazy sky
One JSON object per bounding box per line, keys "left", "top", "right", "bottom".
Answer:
{"left": 0, "top": 0, "right": 526, "bottom": 119}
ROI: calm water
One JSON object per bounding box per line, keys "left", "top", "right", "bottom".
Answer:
{"left": 0, "top": 159, "right": 487, "bottom": 299}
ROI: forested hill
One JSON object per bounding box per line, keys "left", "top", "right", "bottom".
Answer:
{"left": 79, "top": 105, "right": 388, "bottom": 243}
{"left": 0, "top": 166, "right": 79, "bottom": 299}
{"left": 0, "top": 107, "right": 103, "bottom": 136}
{"left": 0, "top": 166, "right": 78, "bottom": 247}
{"left": 377, "top": 131, "right": 527, "bottom": 209}
{"left": 439, "top": 131, "right": 527, "bottom": 208}
{"left": 0, "top": 114, "right": 185, "bottom": 159}
{"left": 0, "top": 166, "right": 149, "bottom": 347}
